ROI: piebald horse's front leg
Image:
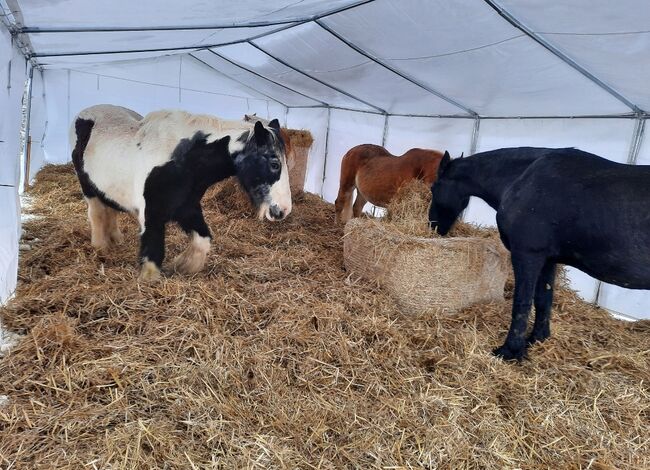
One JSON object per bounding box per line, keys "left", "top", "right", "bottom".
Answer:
{"left": 171, "top": 205, "right": 211, "bottom": 274}
{"left": 138, "top": 215, "right": 166, "bottom": 282}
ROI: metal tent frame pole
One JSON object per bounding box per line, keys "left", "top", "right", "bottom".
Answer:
{"left": 248, "top": 41, "right": 387, "bottom": 114}
{"left": 626, "top": 118, "right": 646, "bottom": 165}
{"left": 314, "top": 20, "right": 477, "bottom": 117}
{"left": 320, "top": 107, "right": 332, "bottom": 197}
{"left": 189, "top": 53, "right": 292, "bottom": 108}
{"left": 19, "top": 0, "right": 378, "bottom": 33}
{"left": 206, "top": 49, "right": 328, "bottom": 107}
{"left": 484, "top": 0, "right": 645, "bottom": 115}
{"left": 470, "top": 117, "right": 481, "bottom": 156}
{"left": 22, "top": 61, "right": 34, "bottom": 190}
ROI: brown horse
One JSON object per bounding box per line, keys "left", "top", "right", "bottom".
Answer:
{"left": 334, "top": 144, "right": 445, "bottom": 223}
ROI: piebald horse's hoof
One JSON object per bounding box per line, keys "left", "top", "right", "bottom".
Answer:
{"left": 138, "top": 260, "right": 161, "bottom": 282}
{"left": 110, "top": 231, "right": 124, "bottom": 245}
{"left": 171, "top": 253, "right": 205, "bottom": 274}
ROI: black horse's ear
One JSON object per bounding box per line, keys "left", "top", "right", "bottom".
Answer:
{"left": 439, "top": 150, "right": 452, "bottom": 176}
{"left": 268, "top": 118, "right": 280, "bottom": 130}
{"left": 217, "top": 135, "right": 231, "bottom": 151}
{"left": 254, "top": 120, "right": 267, "bottom": 145}
{"left": 460, "top": 152, "right": 464, "bottom": 158}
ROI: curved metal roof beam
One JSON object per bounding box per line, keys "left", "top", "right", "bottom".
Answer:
{"left": 484, "top": 0, "right": 645, "bottom": 115}
{"left": 314, "top": 20, "right": 477, "bottom": 117}
{"left": 18, "top": 0, "right": 377, "bottom": 33}
{"left": 248, "top": 40, "right": 387, "bottom": 114}
{"left": 205, "top": 49, "right": 328, "bottom": 107}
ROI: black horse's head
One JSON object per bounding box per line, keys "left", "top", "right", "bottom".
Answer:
{"left": 428, "top": 151, "right": 469, "bottom": 235}
{"left": 233, "top": 119, "right": 291, "bottom": 221}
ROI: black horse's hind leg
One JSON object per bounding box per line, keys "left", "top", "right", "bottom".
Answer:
{"left": 527, "top": 261, "right": 557, "bottom": 345}
{"left": 493, "top": 252, "right": 546, "bottom": 361}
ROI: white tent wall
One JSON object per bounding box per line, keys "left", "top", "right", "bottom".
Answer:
{"left": 320, "top": 109, "right": 385, "bottom": 203}
{"left": 29, "top": 54, "right": 287, "bottom": 169}
{"left": 284, "top": 107, "right": 329, "bottom": 195}
{"left": 0, "top": 24, "right": 27, "bottom": 304}
{"left": 383, "top": 116, "right": 475, "bottom": 157}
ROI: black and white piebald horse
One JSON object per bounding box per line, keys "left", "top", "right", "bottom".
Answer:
{"left": 429, "top": 147, "right": 650, "bottom": 361}
{"left": 70, "top": 104, "right": 291, "bottom": 281}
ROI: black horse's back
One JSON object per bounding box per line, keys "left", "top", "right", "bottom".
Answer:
{"left": 500, "top": 151, "right": 650, "bottom": 288}
{"left": 430, "top": 145, "right": 650, "bottom": 361}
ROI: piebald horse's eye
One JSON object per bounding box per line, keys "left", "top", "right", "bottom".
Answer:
{"left": 269, "top": 159, "right": 281, "bottom": 171}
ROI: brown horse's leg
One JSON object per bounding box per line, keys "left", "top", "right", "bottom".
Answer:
{"left": 87, "top": 197, "right": 111, "bottom": 251}
{"left": 334, "top": 153, "right": 357, "bottom": 224}
{"left": 352, "top": 191, "right": 368, "bottom": 217}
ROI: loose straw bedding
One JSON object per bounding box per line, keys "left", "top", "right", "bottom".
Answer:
{"left": 0, "top": 165, "right": 647, "bottom": 469}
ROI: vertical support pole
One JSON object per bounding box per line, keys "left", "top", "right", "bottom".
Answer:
{"left": 22, "top": 62, "right": 34, "bottom": 191}
{"left": 320, "top": 106, "right": 332, "bottom": 198}
{"left": 460, "top": 116, "right": 481, "bottom": 222}
{"left": 626, "top": 117, "right": 646, "bottom": 165}
{"left": 23, "top": 137, "right": 31, "bottom": 192}
{"left": 470, "top": 116, "right": 481, "bottom": 156}
{"left": 372, "top": 113, "right": 390, "bottom": 217}
{"left": 381, "top": 113, "right": 389, "bottom": 146}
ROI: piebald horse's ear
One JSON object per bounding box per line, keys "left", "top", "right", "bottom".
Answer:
{"left": 268, "top": 118, "right": 280, "bottom": 131}
{"left": 438, "top": 150, "right": 452, "bottom": 176}
{"left": 254, "top": 120, "right": 268, "bottom": 146}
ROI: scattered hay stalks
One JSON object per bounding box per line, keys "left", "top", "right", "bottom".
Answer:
{"left": 0, "top": 164, "right": 647, "bottom": 469}
{"left": 345, "top": 180, "right": 510, "bottom": 314}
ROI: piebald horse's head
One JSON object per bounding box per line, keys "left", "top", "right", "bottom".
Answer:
{"left": 232, "top": 119, "right": 292, "bottom": 221}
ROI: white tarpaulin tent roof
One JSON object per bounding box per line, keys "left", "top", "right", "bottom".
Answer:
{"left": 1, "top": 0, "right": 649, "bottom": 318}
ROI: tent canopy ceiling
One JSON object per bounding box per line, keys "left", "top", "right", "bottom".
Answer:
{"left": 2, "top": 0, "right": 649, "bottom": 117}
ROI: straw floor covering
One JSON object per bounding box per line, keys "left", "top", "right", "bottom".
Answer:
{"left": 0, "top": 164, "right": 648, "bottom": 469}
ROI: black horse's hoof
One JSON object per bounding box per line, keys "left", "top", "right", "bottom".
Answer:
{"left": 526, "top": 332, "right": 550, "bottom": 346}
{"left": 492, "top": 344, "right": 527, "bottom": 362}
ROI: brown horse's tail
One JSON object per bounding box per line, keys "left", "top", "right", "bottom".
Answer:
{"left": 338, "top": 149, "right": 359, "bottom": 193}
{"left": 334, "top": 149, "right": 359, "bottom": 222}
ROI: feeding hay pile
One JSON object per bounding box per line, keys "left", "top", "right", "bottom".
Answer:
{"left": 344, "top": 181, "right": 509, "bottom": 315}
{"left": 0, "top": 164, "right": 648, "bottom": 469}
{"left": 283, "top": 128, "right": 313, "bottom": 196}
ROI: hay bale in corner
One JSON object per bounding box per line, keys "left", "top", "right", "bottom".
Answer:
{"left": 283, "top": 129, "right": 313, "bottom": 196}
{"left": 344, "top": 218, "right": 509, "bottom": 315}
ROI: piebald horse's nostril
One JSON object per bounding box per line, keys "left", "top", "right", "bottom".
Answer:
{"left": 269, "top": 205, "right": 284, "bottom": 220}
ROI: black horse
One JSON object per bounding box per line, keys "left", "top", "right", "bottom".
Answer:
{"left": 429, "top": 147, "right": 650, "bottom": 361}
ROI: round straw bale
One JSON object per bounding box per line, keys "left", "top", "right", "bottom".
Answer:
{"left": 346, "top": 179, "right": 509, "bottom": 314}
{"left": 344, "top": 219, "right": 509, "bottom": 315}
